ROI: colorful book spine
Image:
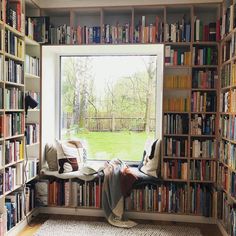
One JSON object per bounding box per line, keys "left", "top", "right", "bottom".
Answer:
{"left": 190, "top": 160, "right": 216, "bottom": 181}
{"left": 26, "top": 123, "right": 39, "bottom": 145}
{"left": 220, "top": 115, "right": 236, "bottom": 141}
{"left": 5, "top": 139, "right": 23, "bottom": 164}
{"left": 217, "top": 164, "right": 229, "bottom": 191}
{"left": 25, "top": 54, "right": 40, "bottom": 76}
{"left": 163, "top": 160, "right": 188, "bottom": 180}
{"left": 219, "top": 141, "right": 236, "bottom": 169}
{"left": 164, "top": 137, "right": 188, "bottom": 157}
{"left": 221, "top": 63, "right": 231, "bottom": 88}
{"left": 192, "top": 46, "right": 218, "bottom": 65}
{"left": 163, "top": 114, "right": 189, "bottom": 134}
{"left": 192, "top": 70, "right": 217, "bottom": 89}
{"left": 4, "top": 59, "right": 23, "bottom": 84}
{"left": 4, "top": 87, "right": 24, "bottom": 109}
{"left": 164, "top": 96, "right": 190, "bottom": 112}
{"left": 191, "top": 139, "right": 216, "bottom": 158}
{"left": 164, "top": 74, "right": 190, "bottom": 89}
{"left": 25, "top": 158, "right": 38, "bottom": 181}
{"left": 4, "top": 113, "right": 24, "bottom": 137}
{"left": 190, "top": 114, "right": 215, "bottom": 135}
{"left": 191, "top": 92, "right": 216, "bottom": 112}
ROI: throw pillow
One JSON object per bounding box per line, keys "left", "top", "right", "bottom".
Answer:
{"left": 45, "top": 144, "right": 58, "bottom": 171}
{"left": 56, "top": 140, "right": 84, "bottom": 174}
{"left": 139, "top": 139, "right": 161, "bottom": 178}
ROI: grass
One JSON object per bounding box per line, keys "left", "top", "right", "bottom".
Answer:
{"left": 64, "top": 131, "right": 154, "bottom": 161}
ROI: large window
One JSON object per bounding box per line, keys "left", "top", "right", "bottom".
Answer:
{"left": 60, "top": 54, "right": 161, "bottom": 161}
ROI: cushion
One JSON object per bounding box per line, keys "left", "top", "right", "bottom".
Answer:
{"left": 56, "top": 140, "right": 85, "bottom": 174}
{"left": 139, "top": 139, "right": 161, "bottom": 178}
{"left": 45, "top": 144, "right": 58, "bottom": 171}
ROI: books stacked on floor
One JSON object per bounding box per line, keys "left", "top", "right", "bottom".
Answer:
{"left": 163, "top": 160, "right": 188, "bottom": 180}
{"left": 5, "top": 59, "right": 24, "bottom": 84}
{"left": 25, "top": 54, "right": 40, "bottom": 76}
{"left": 5, "top": 191, "right": 25, "bottom": 231}
{"left": 190, "top": 114, "right": 215, "bottom": 135}
{"left": 72, "top": 26, "right": 101, "bottom": 44}
{"left": 134, "top": 16, "right": 164, "bottom": 43}
{"left": 125, "top": 183, "right": 187, "bottom": 213}
{"left": 26, "top": 123, "right": 39, "bottom": 145}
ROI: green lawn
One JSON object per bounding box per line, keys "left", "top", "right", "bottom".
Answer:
{"left": 66, "top": 131, "right": 154, "bottom": 161}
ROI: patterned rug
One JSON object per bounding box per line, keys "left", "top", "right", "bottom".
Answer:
{"left": 34, "top": 219, "right": 203, "bottom": 236}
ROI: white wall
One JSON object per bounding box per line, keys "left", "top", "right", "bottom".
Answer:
{"left": 36, "top": 0, "right": 222, "bottom": 8}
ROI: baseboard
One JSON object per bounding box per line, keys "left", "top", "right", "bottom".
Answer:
{"left": 6, "top": 208, "right": 40, "bottom": 236}
{"left": 39, "top": 207, "right": 216, "bottom": 224}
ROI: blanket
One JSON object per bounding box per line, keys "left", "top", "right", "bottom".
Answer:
{"left": 102, "top": 159, "right": 138, "bottom": 228}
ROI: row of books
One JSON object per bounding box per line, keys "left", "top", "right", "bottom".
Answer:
{"left": 5, "top": 139, "right": 24, "bottom": 165}
{"left": 219, "top": 141, "right": 236, "bottom": 169}
{"left": 220, "top": 115, "right": 236, "bottom": 141}
{"left": 163, "top": 96, "right": 190, "bottom": 112}
{"left": 25, "top": 183, "right": 36, "bottom": 215}
{"left": 190, "top": 184, "right": 213, "bottom": 217}
{"left": 190, "top": 160, "right": 216, "bottom": 181}
{"left": 163, "top": 114, "right": 189, "bottom": 135}
{"left": 49, "top": 24, "right": 71, "bottom": 45}
{"left": 0, "top": 87, "right": 3, "bottom": 109}
{"left": 222, "top": 38, "right": 231, "bottom": 62}
{"left": 5, "top": 164, "right": 23, "bottom": 192}
{"left": 5, "top": 30, "right": 24, "bottom": 59}
{"left": 194, "top": 19, "right": 220, "bottom": 42}
{"left": 190, "top": 114, "right": 215, "bottom": 135}
{"left": 221, "top": 63, "right": 231, "bottom": 88}
{"left": 191, "top": 139, "right": 216, "bottom": 158}
{"left": 165, "top": 21, "right": 191, "bottom": 43}
{"left": 5, "top": 87, "right": 24, "bottom": 110}
{"left": 192, "top": 46, "right": 218, "bottom": 66}
{"left": 164, "top": 74, "right": 190, "bottom": 89}
{"left": 220, "top": 90, "right": 236, "bottom": 113}
{"left": 25, "top": 54, "right": 40, "bottom": 76}
{"left": 230, "top": 172, "right": 236, "bottom": 198}
{"left": 5, "top": 191, "right": 24, "bottom": 231}
{"left": 191, "top": 92, "right": 216, "bottom": 112}
{"left": 217, "top": 192, "right": 236, "bottom": 236}
{"left": 6, "top": 0, "right": 23, "bottom": 32}
{"left": 4, "top": 113, "right": 24, "bottom": 138}
{"left": 26, "top": 123, "right": 39, "bottom": 145}
{"left": 164, "top": 137, "right": 188, "bottom": 157}
{"left": 165, "top": 46, "right": 191, "bottom": 66}
{"left": 217, "top": 164, "right": 228, "bottom": 192}
{"left": 25, "top": 158, "right": 38, "bottom": 182}
{"left": 125, "top": 183, "right": 187, "bottom": 213}
{"left": 134, "top": 16, "right": 164, "bottom": 43}
{"left": 5, "top": 58, "right": 24, "bottom": 84}
{"left": 163, "top": 160, "right": 188, "bottom": 180}
{"left": 192, "top": 69, "right": 217, "bottom": 89}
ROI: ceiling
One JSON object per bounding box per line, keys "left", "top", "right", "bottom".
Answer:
{"left": 33, "top": 0, "right": 222, "bottom": 9}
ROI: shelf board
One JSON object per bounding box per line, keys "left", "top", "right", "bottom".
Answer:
{"left": 163, "top": 134, "right": 188, "bottom": 137}
{"left": 4, "top": 185, "right": 23, "bottom": 196}
{"left": 221, "top": 58, "right": 231, "bottom": 67}
{"left": 191, "top": 134, "right": 215, "bottom": 138}
{"left": 27, "top": 108, "right": 40, "bottom": 112}
{"left": 163, "top": 156, "right": 188, "bottom": 160}
{"left": 26, "top": 175, "right": 38, "bottom": 183}
{"left": 25, "top": 73, "right": 40, "bottom": 79}
{"left": 191, "top": 88, "right": 216, "bottom": 91}
{"left": 221, "top": 85, "right": 234, "bottom": 92}
{"left": 164, "top": 87, "right": 190, "bottom": 91}
{"left": 221, "top": 137, "right": 236, "bottom": 144}
{"left": 5, "top": 109, "right": 24, "bottom": 112}
{"left": 190, "top": 112, "right": 216, "bottom": 114}
{"left": 165, "top": 65, "right": 191, "bottom": 69}
{"left": 165, "top": 42, "right": 191, "bottom": 46}
{"left": 189, "top": 157, "right": 216, "bottom": 161}
{"left": 5, "top": 24, "right": 24, "bottom": 37}
{"left": 220, "top": 112, "right": 236, "bottom": 115}
{"left": 163, "top": 178, "right": 187, "bottom": 182}
{"left": 0, "top": 109, "right": 4, "bottom": 112}
{"left": 193, "top": 41, "right": 219, "bottom": 45}
{"left": 5, "top": 52, "right": 24, "bottom": 62}
{"left": 163, "top": 111, "right": 189, "bottom": 114}
{"left": 190, "top": 180, "right": 215, "bottom": 183}
{"left": 5, "top": 134, "right": 24, "bottom": 140}
{"left": 192, "top": 65, "right": 218, "bottom": 68}
{"left": 5, "top": 159, "right": 24, "bottom": 168}
{"left": 0, "top": 50, "right": 4, "bottom": 54}
{"left": 5, "top": 81, "right": 24, "bottom": 87}
{"left": 0, "top": 137, "right": 4, "bottom": 141}
{"left": 25, "top": 36, "right": 40, "bottom": 46}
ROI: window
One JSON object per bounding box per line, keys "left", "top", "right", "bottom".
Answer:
{"left": 59, "top": 47, "right": 163, "bottom": 161}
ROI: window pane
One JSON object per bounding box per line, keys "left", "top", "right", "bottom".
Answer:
{"left": 61, "top": 55, "right": 157, "bottom": 161}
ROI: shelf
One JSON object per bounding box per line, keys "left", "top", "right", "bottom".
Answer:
{"left": 164, "top": 88, "right": 190, "bottom": 91}
{"left": 25, "top": 36, "right": 40, "bottom": 46}
{"left": 221, "top": 137, "right": 236, "bottom": 144}
{"left": 191, "top": 88, "right": 216, "bottom": 91}
{"left": 193, "top": 41, "right": 219, "bottom": 45}
{"left": 165, "top": 65, "right": 191, "bottom": 69}
{"left": 27, "top": 108, "right": 40, "bottom": 112}
{"left": 192, "top": 65, "right": 218, "bottom": 68}
{"left": 5, "top": 109, "right": 24, "bottom": 112}
{"left": 5, "top": 52, "right": 24, "bottom": 62}
{"left": 163, "top": 111, "right": 189, "bottom": 114}
{"left": 5, "top": 81, "right": 24, "bottom": 87}
{"left": 5, "top": 159, "right": 24, "bottom": 168}
{"left": 221, "top": 58, "right": 231, "bottom": 67}
{"left": 163, "top": 134, "right": 188, "bottom": 137}
{"left": 0, "top": 109, "right": 3, "bottom": 112}
{"left": 25, "top": 73, "right": 40, "bottom": 80}
{"left": 165, "top": 42, "right": 191, "bottom": 46}
{"left": 5, "top": 134, "right": 24, "bottom": 140}
{"left": 4, "top": 185, "right": 23, "bottom": 196}
{"left": 26, "top": 175, "right": 38, "bottom": 183}
{"left": 5, "top": 24, "right": 24, "bottom": 37}
{"left": 221, "top": 85, "right": 235, "bottom": 92}
{"left": 191, "top": 134, "right": 215, "bottom": 138}
{"left": 163, "top": 156, "right": 188, "bottom": 160}
{"left": 189, "top": 157, "right": 217, "bottom": 161}
{"left": 26, "top": 142, "right": 39, "bottom": 147}
{"left": 163, "top": 179, "right": 187, "bottom": 182}
{"left": 190, "top": 180, "right": 215, "bottom": 183}
{"left": 190, "top": 112, "right": 217, "bottom": 114}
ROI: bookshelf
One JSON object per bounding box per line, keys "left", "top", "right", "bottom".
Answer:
{"left": 217, "top": 1, "right": 236, "bottom": 236}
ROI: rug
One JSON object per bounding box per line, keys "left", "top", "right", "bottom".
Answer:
{"left": 34, "top": 219, "right": 203, "bottom": 236}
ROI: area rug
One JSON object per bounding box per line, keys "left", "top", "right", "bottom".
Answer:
{"left": 34, "top": 219, "right": 203, "bottom": 236}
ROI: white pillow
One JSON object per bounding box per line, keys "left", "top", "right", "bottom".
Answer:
{"left": 140, "top": 139, "right": 161, "bottom": 178}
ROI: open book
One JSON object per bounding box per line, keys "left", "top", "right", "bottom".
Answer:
{"left": 81, "top": 161, "right": 105, "bottom": 175}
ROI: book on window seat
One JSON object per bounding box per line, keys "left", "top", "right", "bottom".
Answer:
{"left": 81, "top": 161, "right": 105, "bottom": 175}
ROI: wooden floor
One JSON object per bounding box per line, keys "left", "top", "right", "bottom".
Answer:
{"left": 18, "top": 214, "right": 223, "bottom": 236}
